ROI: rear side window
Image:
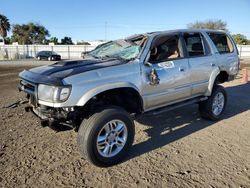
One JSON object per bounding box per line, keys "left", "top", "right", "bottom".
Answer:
{"left": 207, "top": 33, "right": 234, "bottom": 54}
{"left": 183, "top": 33, "right": 205, "bottom": 57}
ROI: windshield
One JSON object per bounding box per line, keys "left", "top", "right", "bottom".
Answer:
{"left": 87, "top": 36, "right": 147, "bottom": 61}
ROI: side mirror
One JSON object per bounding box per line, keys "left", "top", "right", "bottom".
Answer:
{"left": 149, "top": 68, "right": 160, "bottom": 85}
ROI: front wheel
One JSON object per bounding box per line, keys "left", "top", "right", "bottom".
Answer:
{"left": 199, "top": 85, "right": 227, "bottom": 121}
{"left": 77, "top": 106, "right": 135, "bottom": 167}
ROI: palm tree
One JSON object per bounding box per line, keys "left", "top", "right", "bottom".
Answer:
{"left": 0, "top": 14, "right": 10, "bottom": 38}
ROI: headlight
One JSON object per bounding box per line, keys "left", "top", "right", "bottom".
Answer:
{"left": 38, "top": 84, "right": 71, "bottom": 103}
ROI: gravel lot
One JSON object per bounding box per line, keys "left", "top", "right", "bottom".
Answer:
{"left": 0, "top": 60, "right": 250, "bottom": 187}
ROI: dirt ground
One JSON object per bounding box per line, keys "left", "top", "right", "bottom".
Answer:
{"left": 0, "top": 60, "right": 250, "bottom": 188}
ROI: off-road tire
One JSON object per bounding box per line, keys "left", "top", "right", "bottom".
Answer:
{"left": 199, "top": 85, "right": 227, "bottom": 121}
{"left": 77, "top": 106, "right": 135, "bottom": 167}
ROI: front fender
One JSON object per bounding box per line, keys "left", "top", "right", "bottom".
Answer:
{"left": 205, "top": 67, "right": 220, "bottom": 96}
{"left": 76, "top": 82, "right": 140, "bottom": 106}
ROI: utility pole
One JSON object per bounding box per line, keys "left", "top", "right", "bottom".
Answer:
{"left": 105, "top": 21, "right": 107, "bottom": 41}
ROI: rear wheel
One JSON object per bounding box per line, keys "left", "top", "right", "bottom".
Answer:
{"left": 199, "top": 85, "right": 227, "bottom": 121}
{"left": 77, "top": 106, "right": 135, "bottom": 167}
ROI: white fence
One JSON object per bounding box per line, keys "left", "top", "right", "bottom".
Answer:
{"left": 0, "top": 44, "right": 250, "bottom": 60}
{"left": 0, "top": 44, "right": 97, "bottom": 60}
{"left": 237, "top": 45, "right": 250, "bottom": 58}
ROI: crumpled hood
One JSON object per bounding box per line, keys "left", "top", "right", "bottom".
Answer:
{"left": 19, "top": 59, "right": 124, "bottom": 86}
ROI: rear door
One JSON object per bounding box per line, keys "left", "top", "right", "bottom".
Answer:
{"left": 182, "top": 32, "right": 217, "bottom": 96}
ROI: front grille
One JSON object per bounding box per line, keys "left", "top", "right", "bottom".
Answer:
{"left": 19, "top": 79, "right": 38, "bottom": 106}
{"left": 20, "top": 80, "right": 35, "bottom": 93}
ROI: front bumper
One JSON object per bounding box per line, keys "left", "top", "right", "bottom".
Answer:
{"left": 18, "top": 78, "right": 74, "bottom": 125}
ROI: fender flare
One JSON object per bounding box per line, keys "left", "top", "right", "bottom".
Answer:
{"left": 76, "top": 82, "right": 142, "bottom": 107}
{"left": 205, "top": 67, "right": 220, "bottom": 96}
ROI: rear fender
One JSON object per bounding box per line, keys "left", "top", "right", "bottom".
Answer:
{"left": 205, "top": 67, "right": 220, "bottom": 96}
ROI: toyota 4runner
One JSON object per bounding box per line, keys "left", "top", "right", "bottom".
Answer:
{"left": 18, "top": 29, "right": 239, "bottom": 167}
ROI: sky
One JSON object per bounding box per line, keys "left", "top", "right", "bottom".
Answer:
{"left": 1, "top": 0, "right": 250, "bottom": 42}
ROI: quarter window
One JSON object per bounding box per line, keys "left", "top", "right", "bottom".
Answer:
{"left": 207, "top": 33, "right": 233, "bottom": 54}
{"left": 183, "top": 33, "right": 205, "bottom": 57}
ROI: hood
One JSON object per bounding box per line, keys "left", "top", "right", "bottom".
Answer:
{"left": 31, "top": 59, "right": 123, "bottom": 77}
{"left": 19, "top": 59, "right": 124, "bottom": 86}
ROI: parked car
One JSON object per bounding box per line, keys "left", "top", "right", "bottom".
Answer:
{"left": 19, "top": 29, "right": 239, "bottom": 167}
{"left": 36, "top": 51, "right": 61, "bottom": 61}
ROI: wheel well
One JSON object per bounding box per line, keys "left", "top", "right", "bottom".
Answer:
{"left": 85, "top": 88, "right": 143, "bottom": 115}
{"left": 215, "top": 71, "right": 229, "bottom": 84}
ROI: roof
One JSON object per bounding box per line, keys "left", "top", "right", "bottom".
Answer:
{"left": 125, "top": 29, "right": 228, "bottom": 41}
{"left": 147, "top": 29, "right": 227, "bottom": 36}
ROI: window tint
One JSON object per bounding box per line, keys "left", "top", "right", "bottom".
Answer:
{"left": 149, "top": 35, "right": 181, "bottom": 63}
{"left": 183, "top": 33, "right": 205, "bottom": 57}
{"left": 207, "top": 33, "right": 233, "bottom": 54}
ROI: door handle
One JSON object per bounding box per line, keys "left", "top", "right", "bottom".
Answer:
{"left": 179, "top": 67, "right": 185, "bottom": 72}
{"left": 211, "top": 63, "right": 215, "bottom": 67}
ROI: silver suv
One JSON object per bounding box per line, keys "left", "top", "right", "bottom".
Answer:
{"left": 19, "top": 29, "right": 239, "bottom": 167}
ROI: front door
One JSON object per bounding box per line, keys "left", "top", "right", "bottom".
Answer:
{"left": 141, "top": 34, "right": 191, "bottom": 111}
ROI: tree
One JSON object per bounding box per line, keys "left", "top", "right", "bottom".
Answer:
{"left": 187, "top": 19, "right": 228, "bottom": 31}
{"left": 11, "top": 23, "right": 49, "bottom": 44}
{"left": 0, "top": 14, "right": 10, "bottom": 38}
{"left": 232, "top": 34, "right": 248, "bottom": 45}
{"left": 61, "top": 36, "right": 73, "bottom": 45}
{"left": 49, "top": 37, "right": 58, "bottom": 44}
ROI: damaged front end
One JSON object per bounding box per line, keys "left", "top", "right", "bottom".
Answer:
{"left": 18, "top": 70, "right": 81, "bottom": 129}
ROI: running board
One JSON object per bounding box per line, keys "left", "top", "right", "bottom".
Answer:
{"left": 144, "top": 97, "right": 208, "bottom": 116}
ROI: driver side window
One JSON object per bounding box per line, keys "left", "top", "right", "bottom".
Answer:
{"left": 149, "top": 35, "right": 181, "bottom": 63}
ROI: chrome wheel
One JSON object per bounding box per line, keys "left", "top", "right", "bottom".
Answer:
{"left": 96, "top": 120, "right": 128, "bottom": 158}
{"left": 212, "top": 92, "right": 225, "bottom": 116}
